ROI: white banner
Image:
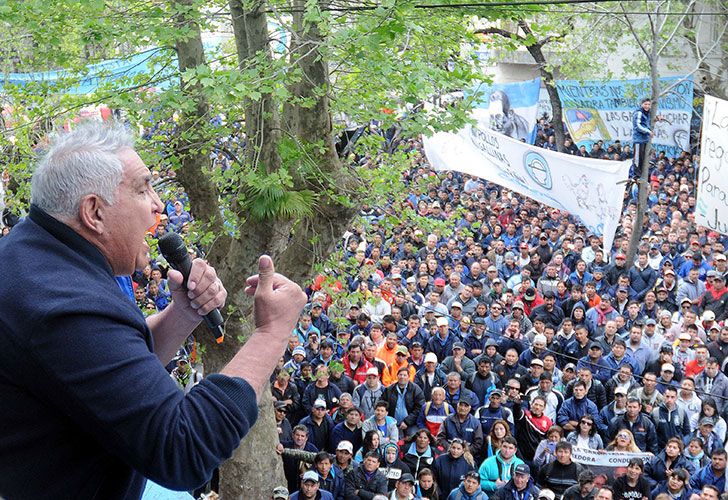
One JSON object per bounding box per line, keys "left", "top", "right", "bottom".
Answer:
{"left": 696, "top": 94, "right": 728, "bottom": 233}
{"left": 571, "top": 447, "right": 651, "bottom": 468}
{"left": 423, "top": 123, "right": 631, "bottom": 252}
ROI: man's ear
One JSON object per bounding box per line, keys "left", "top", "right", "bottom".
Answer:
{"left": 77, "top": 195, "right": 105, "bottom": 234}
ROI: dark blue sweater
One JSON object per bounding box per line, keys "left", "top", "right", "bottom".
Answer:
{"left": 0, "top": 206, "right": 258, "bottom": 499}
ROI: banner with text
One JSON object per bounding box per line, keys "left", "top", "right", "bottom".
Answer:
{"left": 571, "top": 447, "right": 652, "bottom": 483}
{"left": 696, "top": 94, "right": 728, "bottom": 234}
{"left": 470, "top": 77, "right": 542, "bottom": 143}
{"left": 423, "top": 123, "right": 631, "bottom": 252}
{"left": 557, "top": 76, "right": 694, "bottom": 157}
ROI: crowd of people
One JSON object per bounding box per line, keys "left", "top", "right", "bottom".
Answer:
{"left": 265, "top": 109, "right": 728, "bottom": 500}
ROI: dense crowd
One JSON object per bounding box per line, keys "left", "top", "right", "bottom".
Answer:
{"left": 14, "top": 113, "right": 715, "bottom": 500}
{"left": 263, "top": 116, "right": 728, "bottom": 500}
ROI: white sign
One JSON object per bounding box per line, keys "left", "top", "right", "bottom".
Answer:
{"left": 571, "top": 447, "right": 651, "bottom": 468}
{"left": 696, "top": 94, "right": 728, "bottom": 234}
{"left": 423, "top": 123, "right": 631, "bottom": 252}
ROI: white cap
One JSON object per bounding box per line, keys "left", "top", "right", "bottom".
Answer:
{"left": 436, "top": 317, "right": 449, "bottom": 327}
{"left": 425, "top": 352, "right": 438, "bottom": 364}
{"left": 662, "top": 363, "right": 675, "bottom": 372}
{"left": 302, "top": 470, "right": 320, "bottom": 483}
{"left": 533, "top": 334, "right": 547, "bottom": 345}
{"left": 336, "top": 440, "right": 353, "bottom": 453}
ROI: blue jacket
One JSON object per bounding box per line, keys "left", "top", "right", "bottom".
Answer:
{"left": 632, "top": 106, "right": 651, "bottom": 143}
{"left": 448, "top": 483, "right": 488, "bottom": 500}
{"left": 318, "top": 464, "right": 346, "bottom": 500}
{"left": 0, "top": 206, "right": 259, "bottom": 498}
{"left": 644, "top": 451, "right": 697, "bottom": 490}
{"left": 690, "top": 464, "right": 726, "bottom": 492}
{"left": 557, "top": 396, "right": 599, "bottom": 427}
{"left": 608, "top": 413, "right": 659, "bottom": 454}
{"left": 628, "top": 265, "right": 658, "bottom": 300}
{"left": 600, "top": 353, "right": 640, "bottom": 382}
{"left": 434, "top": 453, "right": 476, "bottom": 495}
{"left": 290, "top": 489, "right": 334, "bottom": 500}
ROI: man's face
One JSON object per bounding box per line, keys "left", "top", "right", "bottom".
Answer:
{"left": 103, "top": 149, "right": 164, "bottom": 275}
{"left": 573, "top": 385, "right": 586, "bottom": 399}
{"left": 612, "top": 344, "right": 626, "bottom": 358}
{"left": 316, "top": 458, "right": 332, "bottom": 478}
{"left": 301, "top": 480, "right": 319, "bottom": 498}
{"left": 556, "top": 447, "right": 572, "bottom": 465}
{"left": 701, "top": 488, "right": 720, "bottom": 500}
{"left": 396, "top": 480, "right": 414, "bottom": 496}
{"left": 626, "top": 401, "right": 641, "bottom": 418}
{"left": 397, "top": 370, "right": 409, "bottom": 386}
{"left": 530, "top": 398, "right": 544, "bottom": 416}
{"left": 463, "top": 475, "right": 480, "bottom": 494}
{"left": 363, "top": 456, "right": 380, "bottom": 473}
{"left": 706, "top": 362, "right": 720, "bottom": 378}
{"left": 513, "top": 473, "right": 529, "bottom": 490}
{"left": 293, "top": 430, "right": 307, "bottom": 447}
{"left": 712, "top": 454, "right": 727, "bottom": 472}
{"left": 501, "top": 442, "right": 516, "bottom": 460}
{"left": 643, "top": 374, "right": 657, "bottom": 391}
{"left": 346, "top": 410, "right": 359, "bottom": 426}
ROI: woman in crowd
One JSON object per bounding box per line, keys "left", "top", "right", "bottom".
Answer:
{"left": 354, "top": 429, "right": 382, "bottom": 463}
{"left": 650, "top": 468, "right": 692, "bottom": 500}
{"left": 689, "top": 397, "right": 726, "bottom": 441}
{"left": 380, "top": 442, "right": 411, "bottom": 491}
{"left": 566, "top": 415, "right": 603, "bottom": 450}
{"left": 606, "top": 429, "right": 642, "bottom": 453}
{"left": 644, "top": 437, "right": 696, "bottom": 491}
{"left": 482, "top": 419, "right": 512, "bottom": 460}
{"left": 613, "top": 458, "right": 651, "bottom": 500}
{"left": 416, "top": 467, "right": 443, "bottom": 500}
{"left": 403, "top": 428, "right": 439, "bottom": 477}
{"left": 432, "top": 438, "right": 476, "bottom": 495}
{"left": 683, "top": 437, "right": 711, "bottom": 470}
{"left": 533, "top": 425, "right": 565, "bottom": 467}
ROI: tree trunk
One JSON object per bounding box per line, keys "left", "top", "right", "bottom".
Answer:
{"left": 525, "top": 44, "right": 566, "bottom": 153}
{"left": 626, "top": 63, "right": 660, "bottom": 264}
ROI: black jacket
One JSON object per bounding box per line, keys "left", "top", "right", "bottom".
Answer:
{"left": 381, "top": 382, "right": 426, "bottom": 428}
{"left": 344, "top": 464, "right": 388, "bottom": 499}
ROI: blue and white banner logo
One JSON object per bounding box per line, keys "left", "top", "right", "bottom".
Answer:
{"left": 523, "top": 151, "right": 553, "bottom": 190}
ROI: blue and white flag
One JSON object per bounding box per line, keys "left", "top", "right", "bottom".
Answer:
{"left": 423, "top": 123, "right": 630, "bottom": 252}
{"left": 469, "top": 77, "right": 542, "bottom": 143}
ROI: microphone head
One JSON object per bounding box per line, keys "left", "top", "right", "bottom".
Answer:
{"left": 158, "top": 232, "right": 188, "bottom": 263}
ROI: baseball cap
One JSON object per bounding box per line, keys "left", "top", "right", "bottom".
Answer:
{"left": 659, "top": 344, "right": 673, "bottom": 353}
{"left": 434, "top": 278, "right": 446, "bottom": 286}
{"left": 617, "top": 286, "right": 629, "bottom": 293}
{"left": 406, "top": 276, "right": 416, "bottom": 284}
{"left": 490, "top": 389, "right": 504, "bottom": 397}
{"left": 399, "top": 473, "right": 416, "bottom": 484}
{"left": 512, "top": 301, "right": 524, "bottom": 310}
{"left": 436, "top": 317, "right": 449, "bottom": 327}
{"left": 662, "top": 363, "right": 675, "bottom": 372}
{"left": 515, "top": 464, "right": 530, "bottom": 476}
{"left": 302, "top": 470, "right": 320, "bottom": 483}
{"left": 700, "top": 417, "right": 716, "bottom": 427}
{"left": 530, "top": 358, "right": 544, "bottom": 367}
{"left": 396, "top": 345, "right": 409, "bottom": 355}
{"left": 366, "top": 367, "right": 379, "bottom": 377}
{"left": 453, "top": 342, "right": 465, "bottom": 351}
{"left": 679, "top": 332, "right": 692, "bottom": 341}
{"left": 716, "top": 254, "right": 727, "bottom": 261}
{"left": 313, "top": 399, "right": 327, "bottom": 409}
{"left": 272, "top": 486, "right": 290, "bottom": 499}
{"left": 614, "top": 386, "right": 628, "bottom": 395}
{"left": 391, "top": 273, "right": 402, "bottom": 280}
{"left": 524, "top": 287, "right": 536, "bottom": 300}
{"left": 451, "top": 302, "right": 463, "bottom": 309}
{"left": 564, "top": 363, "right": 576, "bottom": 372}
{"left": 664, "top": 268, "right": 676, "bottom": 276}
{"left": 425, "top": 352, "right": 438, "bottom": 364}
{"left": 589, "top": 342, "right": 603, "bottom": 350}
{"left": 703, "top": 310, "right": 716, "bottom": 321}
{"left": 336, "top": 440, "right": 354, "bottom": 453}
{"left": 645, "top": 319, "right": 656, "bottom": 326}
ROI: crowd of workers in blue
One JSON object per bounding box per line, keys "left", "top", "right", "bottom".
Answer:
{"left": 264, "top": 118, "right": 728, "bottom": 500}
{"left": 120, "top": 113, "right": 728, "bottom": 500}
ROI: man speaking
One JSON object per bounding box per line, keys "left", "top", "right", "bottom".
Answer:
{"left": 0, "top": 123, "right": 307, "bottom": 498}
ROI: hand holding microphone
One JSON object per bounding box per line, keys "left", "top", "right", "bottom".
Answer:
{"left": 159, "top": 232, "right": 226, "bottom": 343}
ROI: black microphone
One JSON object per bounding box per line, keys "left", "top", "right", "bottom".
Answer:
{"left": 158, "top": 232, "right": 225, "bottom": 343}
